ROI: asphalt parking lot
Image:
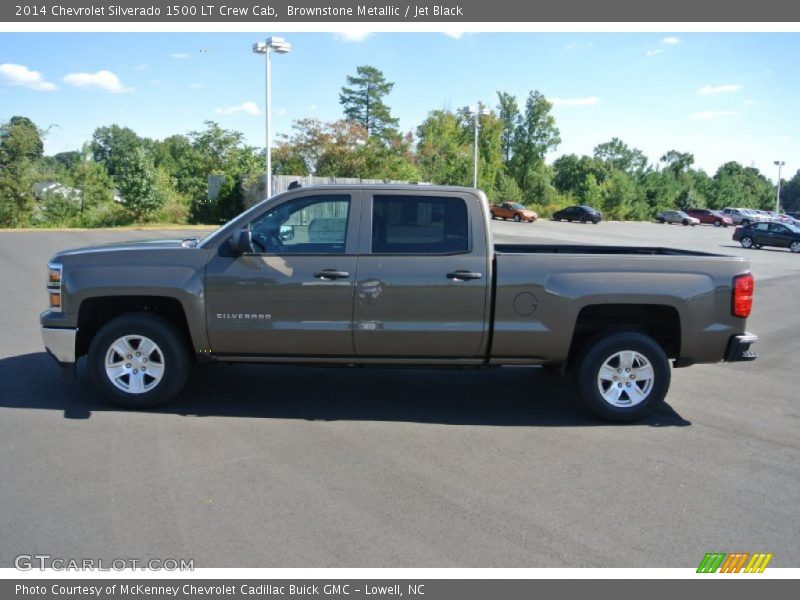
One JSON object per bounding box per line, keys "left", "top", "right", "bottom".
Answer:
{"left": 1, "top": 220, "right": 798, "bottom": 568}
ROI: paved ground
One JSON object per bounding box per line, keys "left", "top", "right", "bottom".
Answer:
{"left": 0, "top": 221, "right": 798, "bottom": 568}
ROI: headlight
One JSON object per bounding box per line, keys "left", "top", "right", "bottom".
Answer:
{"left": 47, "top": 263, "right": 62, "bottom": 312}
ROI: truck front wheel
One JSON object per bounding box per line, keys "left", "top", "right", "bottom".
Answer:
{"left": 88, "top": 312, "right": 191, "bottom": 408}
{"left": 575, "top": 332, "right": 670, "bottom": 422}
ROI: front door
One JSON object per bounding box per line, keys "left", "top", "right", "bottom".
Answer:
{"left": 205, "top": 192, "right": 360, "bottom": 356}
{"left": 353, "top": 192, "right": 490, "bottom": 358}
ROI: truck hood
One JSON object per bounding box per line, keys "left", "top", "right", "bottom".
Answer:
{"left": 52, "top": 238, "right": 192, "bottom": 259}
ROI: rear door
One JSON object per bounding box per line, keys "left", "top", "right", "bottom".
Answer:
{"left": 353, "top": 191, "right": 490, "bottom": 358}
{"left": 750, "top": 222, "right": 770, "bottom": 245}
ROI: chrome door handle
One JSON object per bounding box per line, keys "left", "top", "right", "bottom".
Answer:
{"left": 314, "top": 269, "right": 350, "bottom": 280}
{"left": 447, "top": 271, "right": 482, "bottom": 281}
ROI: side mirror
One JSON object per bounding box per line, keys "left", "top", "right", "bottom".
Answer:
{"left": 229, "top": 228, "right": 253, "bottom": 255}
{"left": 279, "top": 224, "right": 295, "bottom": 242}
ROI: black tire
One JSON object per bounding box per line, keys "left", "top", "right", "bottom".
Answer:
{"left": 513, "top": 214, "right": 521, "bottom": 222}
{"left": 579, "top": 216, "right": 587, "bottom": 224}
{"left": 791, "top": 241, "right": 800, "bottom": 253}
{"left": 740, "top": 236, "right": 754, "bottom": 249}
{"left": 657, "top": 218, "right": 665, "bottom": 223}
{"left": 713, "top": 220, "right": 721, "bottom": 227}
{"left": 88, "top": 312, "right": 191, "bottom": 408}
{"left": 682, "top": 219, "right": 689, "bottom": 226}
{"left": 575, "top": 332, "right": 670, "bottom": 423}
{"left": 592, "top": 220, "right": 599, "bottom": 225}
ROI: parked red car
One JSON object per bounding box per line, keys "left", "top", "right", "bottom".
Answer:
{"left": 685, "top": 208, "right": 734, "bottom": 227}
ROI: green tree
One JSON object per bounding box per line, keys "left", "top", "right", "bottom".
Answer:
{"left": 593, "top": 138, "right": 647, "bottom": 175}
{"left": 496, "top": 92, "right": 519, "bottom": 164}
{"left": 660, "top": 150, "right": 695, "bottom": 175}
{"left": 339, "top": 65, "right": 400, "bottom": 141}
{"left": 711, "top": 162, "right": 774, "bottom": 210}
{"left": 115, "top": 146, "right": 161, "bottom": 221}
{"left": 780, "top": 169, "right": 800, "bottom": 213}
{"left": 0, "top": 116, "right": 45, "bottom": 226}
{"left": 553, "top": 154, "right": 609, "bottom": 196}
{"left": 67, "top": 154, "right": 115, "bottom": 222}
{"left": 509, "top": 91, "right": 560, "bottom": 194}
{"left": 416, "top": 110, "right": 472, "bottom": 188}
{"left": 0, "top": 116, "right": 44, "bottom": 164}
{"left": 90, "top": 125, "right": 148, "bottom": 179}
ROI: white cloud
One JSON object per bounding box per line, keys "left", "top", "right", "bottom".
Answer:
{"left": 548, "top": 96, "right": 601, "bottom": 107}
{"left": 214, "top": 101, "right": 261, "bottom": 116}
{"left": 63, "top": 70, "right": 132, "bottom": 93}
{"left": 333, "top": 31, "right": 371, "bottom": 43}
{"left": 442, "top": 30, "right": 466, "bottom": 39}
{"left": 133, "top": 64, "right": 148, "bottom": 71}
{"left": 0, "top": 63, "right": 58, "bottom": 91}
{"left": 276, "top": 107, "right": 287, "bottom": 117}
{"left": 645, "top": 49, "right": 664, "bottom": 56}
{"left": 308, "top": 104, "right": 318, "bottom": 112}
{"left": 698, "top": 84, "right": 742, "bottom": 95}
{"left": 662, "top": 36, "right": 681, "bottom": 45}
{"left": 690, "top": 110, "right": 739, "bottom": 120}
{"left": 170, "top": 52, "right": 191, "bottom": 59}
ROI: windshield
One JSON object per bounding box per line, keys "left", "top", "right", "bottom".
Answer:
{"left": 198, "top": 193, "right": 282, "bottom": 248}
{"left": 786, "top": 223, "right": 800, "bottom": 234}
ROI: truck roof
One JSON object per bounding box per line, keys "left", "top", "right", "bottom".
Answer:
{"left": 277, "top": 183, "right": 481, "bottom": 194}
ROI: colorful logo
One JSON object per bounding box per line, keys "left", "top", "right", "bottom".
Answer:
{"left": 697, "top": 552, "right": 773, "bottom": 573}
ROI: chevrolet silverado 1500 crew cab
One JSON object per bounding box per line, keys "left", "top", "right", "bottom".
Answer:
{"left": 41, "top": 185, "right": 758, "bottom": 422}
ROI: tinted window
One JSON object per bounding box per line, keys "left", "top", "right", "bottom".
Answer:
{"left": 249, "top": 194, "right": 350, "bottom": 254}
{"left": 372, "top": 195, "right": 469, "bottom": 254}
{"left": 753, "top": 223, "right": 769, "bottom": 231}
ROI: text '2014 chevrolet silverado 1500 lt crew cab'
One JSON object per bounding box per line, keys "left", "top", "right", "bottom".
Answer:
{"left": 41, "top": 185, "right": 758, "bottom": 422}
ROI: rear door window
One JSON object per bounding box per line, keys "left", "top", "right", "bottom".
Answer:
{"left": 372, "top": 195, "right": 469, "bottom": 254}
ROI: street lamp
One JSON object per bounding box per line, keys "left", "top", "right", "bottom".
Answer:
{"left": 463, "top": 105, "right": 491, "bottom": 189}
{"left": 774, "top": 160, "right": 785, "bottom": 214}
{"left": 253, "top": 36, "right": 291, "bottom": 198}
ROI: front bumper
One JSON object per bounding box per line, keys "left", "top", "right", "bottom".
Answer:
{"left": 725, "top": 332, "right": 758, "bottom": 362}
{"left": 41, "top": 327, "right": 77, "bottom": 366}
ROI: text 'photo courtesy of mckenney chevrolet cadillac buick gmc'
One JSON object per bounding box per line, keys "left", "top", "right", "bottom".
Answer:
{"left": 41, "top": 185, "right": 758, "bottom": 423}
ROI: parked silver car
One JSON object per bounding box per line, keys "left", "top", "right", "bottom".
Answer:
{"left": 656, "top": 210, "right": 700, "bottom": 226}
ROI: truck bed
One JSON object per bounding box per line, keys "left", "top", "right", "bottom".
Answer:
{"left": 494, "top": 243, "right": 722, "bottom": 257}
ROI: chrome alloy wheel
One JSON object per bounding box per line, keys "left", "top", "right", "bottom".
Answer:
{"left": 104, "top": 335, "right": 165, "bottom": 394}
{"left": 596, "top": 350, "right": 654, "bottom": 407}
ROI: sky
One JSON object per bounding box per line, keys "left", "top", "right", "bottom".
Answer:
{"left": 1, "top": 32, "right": 798, "bottom": 180}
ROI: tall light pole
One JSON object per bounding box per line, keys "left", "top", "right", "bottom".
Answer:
{"left": 253, "top": 36, "right": 291, "bottom": 198}
{"left": 463, "top": 105, "right": 491, "bottom": 189}
{"left": 774, "top": 160, "right": 785, "bottom": 214}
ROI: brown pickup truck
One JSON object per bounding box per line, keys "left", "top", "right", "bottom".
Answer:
{"left": 41, "top": 185, "right": 758, "bottom": 422}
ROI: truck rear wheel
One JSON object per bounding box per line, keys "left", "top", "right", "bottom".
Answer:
{"left": 575, "top": 332, "right": 670, "bottom": 422}
{"left": 88, "top": 312, "right": 190, "bottom": 408}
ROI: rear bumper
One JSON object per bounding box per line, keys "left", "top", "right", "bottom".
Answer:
{"left": 41, "top": 327, "right": 77, "bottom": 366}
{"left": 724, "top": 332, "right": 758, "bottom": 362}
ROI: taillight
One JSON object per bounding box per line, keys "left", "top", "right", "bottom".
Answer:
{"left": 732, "top": 273, "right": 754, "bottom": 318}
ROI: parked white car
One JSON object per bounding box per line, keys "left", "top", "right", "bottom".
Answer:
{"left": 656, "top": 210, "right": 700, "bottom": 226}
